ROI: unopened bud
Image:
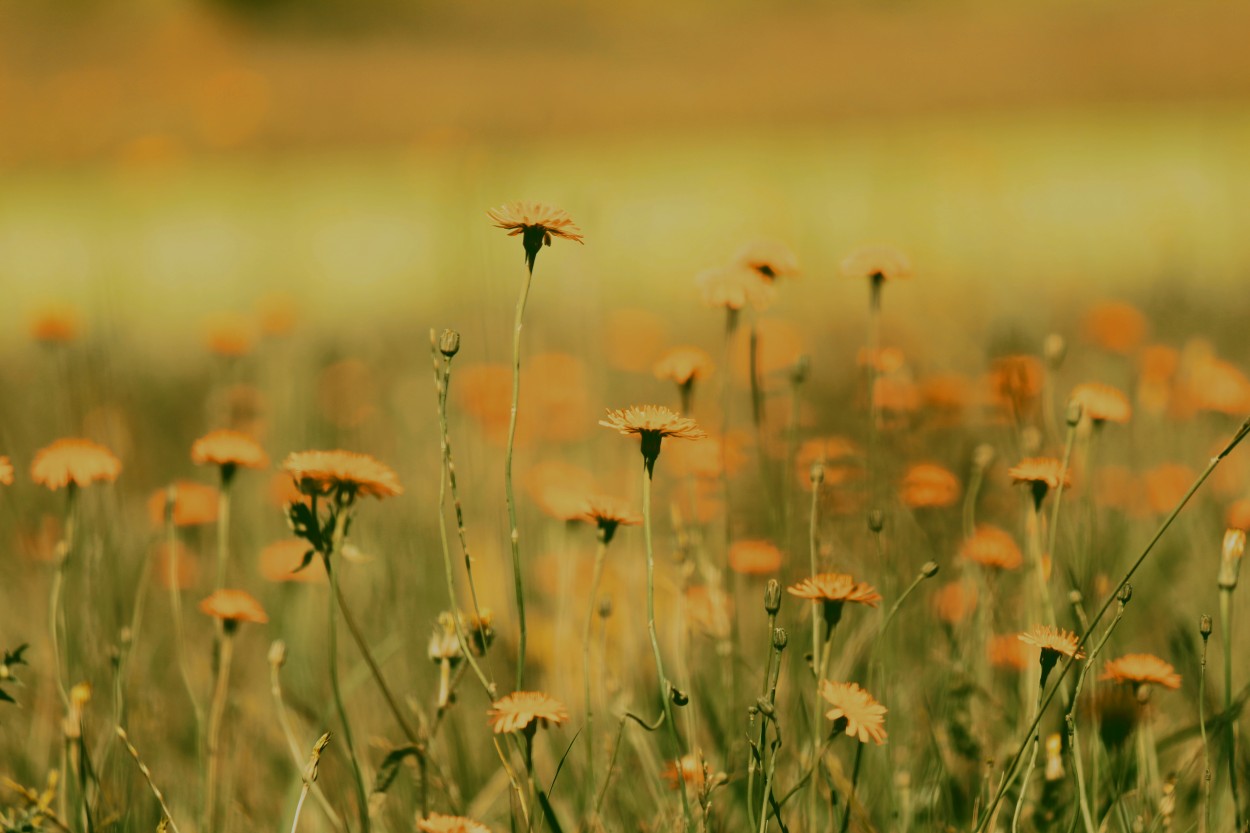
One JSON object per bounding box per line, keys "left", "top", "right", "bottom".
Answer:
{"left": 1068, "top": 589, "right": 1083, "bottom": 606}
{"left": 867, "top": 509, "right": 885, "bottom": 533}
{"left": 973, "top": 444, "right": 995, "bottom": 470}
{"left": 438, "top": 329, "right": 461, "bottom": 358}
{"left": 791, "top": 355, "right": 811, "bottom": 385}
{"left": 809, "top": 462, "right": 824, "bottom": 486}
{"left": 921, "top": 561, "right": 939, "bottom": 579}
{"left": 756, "top": 698, "right": 775, "bottom": 717}
{"left": 1117, "top": 583, "right": 1133, "bottom": 605}
{"left": 269, "top": 640, "right": 288, "bottom": 668}
{"left": 1219, "top": 528, "right": 1246, "bottom": 590}
{"left": 671, "top": 687, "right": 689, "bottom": 707}
{"left": 764, "top": 579, "right": 782, "bottom": 615}
{"left": 598, "top": 598, "right": 613, "bottom": 619}
{"left": 1043, "top": 333, "right": 1067, "bottom": 369}
{"left": 1065, "top": 400, "right": 1084, "bottom": 428}
{"left": 772, "top": 627, "right": 788, "bottom": 651}
{"left": 1200, "top": 614, "right": 1213, "bottom": 639}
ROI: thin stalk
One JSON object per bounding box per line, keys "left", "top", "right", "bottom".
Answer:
{"left": 808, "top": 477, "right": 824, "bottom": 832}
{"left": 749, "top": 615, "right": 780, "bottom": 828}
{"left": 323, "top": 527, "right": 370, "bottom": 833}
{"left": 972, "top": 415, "right": 1250, "bottom": 833}
{"left": 582, "top": 538, "right": 609, "bottom": 817}
{"left": 866, "top": 274, "right": 883, "bottom": 504}
{"left": 1220, "top": 587, "right": 1242, "bottom": 830}
{"left": 1200, "top": 619, "right": 1212, "bottom": 833}
{"left": 270, "top": 653, "right": 344, "bottom": 831}
{"left": 505, "top": 265, "right": 535, "bottom": 692}
{"left": 116, "top": 727, "right": 182, "bottom": 833}
{"left": 214, "top": 473, "right": 233, "bottom": 592}
{"left": 49, "top": 485, "right": 78, "bottom": 710}
{"left": 838, "top": 742, "right": 864, "bottom": 833}
{"left": 164, "top": 485, "right": 205, "bottom": 789}
{"left": 642, "top": 466, "right": 695, "bottom": 832}
{"left": 202, "top": 628, "right": 235, "bottom": 833}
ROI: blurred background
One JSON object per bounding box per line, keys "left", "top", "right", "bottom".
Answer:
{"left": 3, "top": 0, "right": 1250, "bottom": 353}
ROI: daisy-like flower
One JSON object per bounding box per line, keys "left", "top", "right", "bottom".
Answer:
{"left": 960, "top": 525, "right": 1023, "bottom": 571}
{"left": 600, "top": 405, "right": 707, "bottom": 476}
{"left": 1069, "top": 383, "right": 1132, "bottom": 425}
{"left": 899, "top": 463, "right": 961, "bottom": 509}
{"left": 1019, "top": 625, "right": 1085, "bottom": 684}
{"left": 819, "top": 680, "right": 888, "bottom": 745}
{"left": 199, "top": 589, "right": 269, "bottom": 631}
{"left": 735, "top": 240, "right": 800, "bottom": 281}
{"left": 0, "top": 456, "right": 13, "bottom": 486}
{"left": 487, "top": 691, "right": 570, "bottom": 736}
{"left": 31, "top": 439, "right": 122, "bottom": 491}
{"left": 417, "top": 813, "right": 493, "bottom": 833}
{"left": 191, "top": 429, "right": 269, "bottom": 479}
{"left": 581, "top": 495, "right": 641, "bottom": 545}
{"left": 282, "top": 450, "right": 403, "bottom": 501}
{"left": 696, "top": 264, "right": 776, "bottom": 313}
{"left": 486, "top": 201, "right": 583, "bottom": 273}
{"left": 728, "top": 540, "right": 783, "bottom": 576}
{"left": 1008, "top": 457, "right": 1072, "bottom": 508}
{"left": 1101, "top": 653, "right": 1182, "bottom": 691}
{"left": 653, "top": 346, "right": 715, "bottom": 388}
{"left": 788, "top": 573, "right": 882, "bottom": 630}
{"left": 841, "top": 246, "right": 911, "bottom": 283}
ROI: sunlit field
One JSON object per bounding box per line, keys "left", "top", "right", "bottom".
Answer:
{"left": 4, "top": 3, "right": 1250, "bottom": 832}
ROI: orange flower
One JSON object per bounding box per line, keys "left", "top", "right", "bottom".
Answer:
{"left": 600, "top": 405, "right": 707, "bottom": 474}
{"left": 417, "top": 814, "right": 493, "bottom": 833}
{"left": 1189, "top": 358, "right": 1250, "bottom": 416}
{"left": 1018, "top": 625, "right": 1086, "bottom": 664}
{"left": 0, "top": 456, "right": 12, "bottom": 486}
{"left": 1008, "top": 458, "right": 1072, "bottom": 506}
{"left": 255, "top": 292, "right": 298, "bottom": 337}
{"left": 191, "top": 429, "right": 269, "bottom": 472}
{"left": 29, "top": 303, "right": 81, "bottom": 344}
{"left": 486, "top": 201, "right": 583, "bottom": 271}
{"left": 988, "top": 634, "right": 1029, "bottom": 671}
{"left": 487, "top": 691, "right": 570, "bottom": 734}
{"left": 857, "top": 347, "right": 907, "bottom": 374}
{"left": 653, "top": 346, "right": 715, "bottom": 386}
{"left": 1139, "top": 345, "right": 1179, "bottom": 385}
{"left": 921, "top": 373, "right": 973, "bottom": 415}
{"left": 728, "top": 540, "right": 783, "bottom": 576}
{"left": 282, "top": 450, "right": 403, "bottom": 500}
{"left": 819, "top": 681, "right": 888, "bottom": 744}
{"left": 841, "top": 246, "right": 911, "bottom": 282}
{"left": 989, "top": 355, "right": 1044, "bottom": 415}
{"left": 1069, "top": 383, "right": 1132, "bottom": 425}
{"left": 1082, "top": 301, "right": 1147, "bottom": 355}
{"left": 932, "top": 581, "right": 976, "bottom": 625}
{"left": 899, "top": 463, "right": 961, "bottom": 509}
{"left": 1101, "top": 653, "right": 1181, "bottom": 690}
{"left": 662, "top": 754, "right": 708, "bottom": 790}
{"left": 789, "top": 573, "right": 881, "bottom": 629}
{"left": 696, "top": 264, "right": 775, "bottom": 312}
{"left": 31, "top": 439, "right": 122, "bottom": 490}
{"left": 735, "top": 240, "right": 799, "bottom": 281}
{"left": 147, "top": 481, "right": 219, "bottom": 528}
{"left": 581, "top": 495, "right": 641, "bottom": 544}
{"left": 203, "top": 312, "right": 255, "bottom": 357}
{"left": 259, "top": 539, "right": 324, "bottom": 584}
{"left": 960, "top": 525, "right": 1023, "bottom": 571}
{"left": 199, "top": 589, "right": 268, "bottom": 625}
{"left": 1227, "top": 498, "right": 1250, "bottom": 531}
{"left": 524, "top": 461, "right": 597, "bottom": 521}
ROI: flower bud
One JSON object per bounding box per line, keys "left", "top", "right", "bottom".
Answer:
{"left": 438, "top": 329, "right": 461, "bottom": 358}
{"left": 764, "top": 579, "right": 782, "bottom": 615}
{"left": 1065, "top": 400, "right": 1084, "bottom": 428}
{"left": 973, "top": 444, "right": 995, "bottom": 470}
{"left": 268, "top": 639, "right": 288, "bottom": 668}
{"left": 867, "top": 509, "right": 885, "bottom": 533}
{"left": 772, "top": 627, "right": 788, "bottom": 651}
{"left": 1043, "top": 333, "right": 1067, "bottom": 369}
{"left": 671, "top": 687, "right": 689, "bottom": 707}
{"left": 1219, "top": 528, "right": 1246, "bottom": 590}
{"left": 1200, "top": 614, "right": 1213, "bottom": 639}
{"left": 809, "top": 462, "right": 824, "bottom": 486}
{"left": 921, "top": 561, "right": 939, "bottom": 579}
{"left": 1117, "top": 583, "right": 1133, "bottom": 605}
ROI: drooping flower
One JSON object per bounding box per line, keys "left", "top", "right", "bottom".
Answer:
{"left": 1101, "top": 653, "right": 1182, "bottom": 690}
{"left": 487, "top": 691, "right": 570, "bottom": 735}
{"left": 819, "top": 680, "right": 888, "bottom": 744}
{"left": 282, "top": 450, "right": 403, "bottom": 500}
{"left": 486, "top": 201, "right": 583, "bottom": 272}
{"left": 31, "top": 439, "right": 122, "bottom": 490}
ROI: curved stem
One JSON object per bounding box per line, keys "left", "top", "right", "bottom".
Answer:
{"left": 642, "top": 466, "right": 695, "bottom": 832}
{"left": 505, "top": 265, "right": 534, "bottom": 692}
{"left": 50, "top": 486, "right": 78, "bottom": 711}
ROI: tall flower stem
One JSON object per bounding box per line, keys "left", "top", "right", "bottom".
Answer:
{"left": 214, "top": 472, "right": 234, "bottom": 592}
{"left": 321, "top": 509, "right": 370, "bottom": 833}
{"left": 642, "top": 466, "right": 695, "bottom": 832}
{"left": 838, "top": 742, "right": 864, "bottom": 833}
{"left": 1219, "top": 586, "right": 1242, "bottom": 830}
{"left": 49, "top": 485, "right": 78, "bottom": 711}
{"left": 866, "top": 274, "right": 883, "bottom": 504}
{"left": 270, "top": 646, "right": 344, "bottom": 832}
{"left": 165, "top": 486, "right": 204, "bottom": 761}
{"left": 1199, "top": 616, "right": 1213, "bottom": 833}
{"left": 202, "top": 626, "right": 235, "bottom": 833}
{"left": 505, "top": 266, "right": 534, "bottom": 692}
{"left": 582, "top": 538, "right": 609, "bottom": 816}
{"left": 973, "top": 415, "right": 1250, "bottom": 833}
{"left": 807, "top": 473, "right": 824, "bottom": 832}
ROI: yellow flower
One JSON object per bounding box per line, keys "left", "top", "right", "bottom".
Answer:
{"left": 487, "top": 691, "right": 570, "bottom": 735}
{"left": 819, "top": 681, "right": 888, "bottom": 744}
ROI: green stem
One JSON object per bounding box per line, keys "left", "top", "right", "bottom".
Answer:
{"left": 50, "top": 485, "right": 77, "bottom": 711}
{"left": 203, "top": 628, "right": 235, "bottom": 833}
{"left": 838, "top": 742, "right": 864, "bottom": 833}
{"left": 1200, "top": 623, "right": 1212, "bottom": 833}
{"left": 505, "top": 264, "right": 534, "bottom": 692}
{"left": 1220, "top": 587, "right": 1242, "bottom": 830}
{"left": 808, "top": 478, "right": 824, "bottom": 832}
{"left": 642, "top": 466, "right": 695, "bottom": 832}
{"left": 270, "top": 656, "right": 344, "bottom": 831}
{"left": 583, "top": 538, "right": 609, "bottom": 817}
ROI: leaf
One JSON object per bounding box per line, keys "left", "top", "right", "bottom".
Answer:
{"left": 371, "top": 745, "right": 422, "bottom": 795}
{"left": 2, "top": 645, "right": 28, "bottom": 667}
{"left": 0, "top": 689, "right": 15, "bottom": 705}
{"left": 291, "top": 549, "right": 316, "bottom": 574}
{"left": 537, "top": 788, "right": 564, "bottom": 833}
